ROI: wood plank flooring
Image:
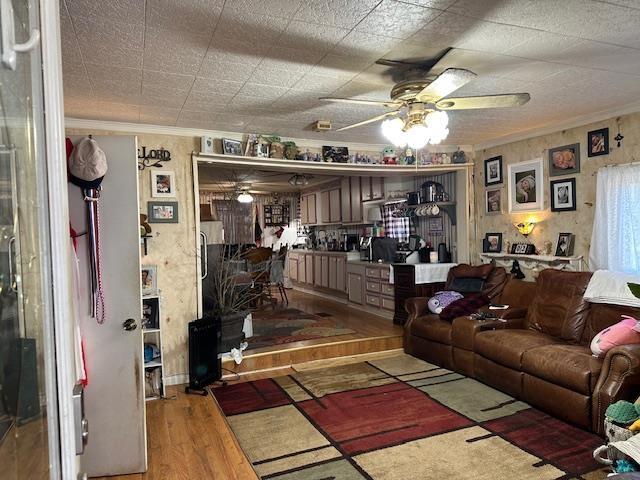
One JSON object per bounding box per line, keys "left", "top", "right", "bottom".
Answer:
{"left": 94, "top": 292, "right": 403, "bottom": 480}
{"left": 94, "top": 351, "right": 402, "bottom": 480}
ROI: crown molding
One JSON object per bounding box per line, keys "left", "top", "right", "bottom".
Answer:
{"left": 473, "top": 101, "right": 640, "bottom": 151}
{"left": 63, "top": 118, "right": 472, "bottom": 153}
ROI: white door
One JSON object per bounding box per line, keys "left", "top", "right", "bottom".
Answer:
{"left": 68, "top": 135, "right": 146, "bottom": 476}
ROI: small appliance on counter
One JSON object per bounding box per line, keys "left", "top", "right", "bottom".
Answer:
{"left": 418, "top": 242, "right": 433, "bottom": 263}
{"left": 359, "top": 236, "right": 372, "bottom": 261}
{"left": 395, "top": 234, "right": 421, "bottom": 263}
{"left": 437, "top": 242, "right": 452, "bottom": 263}
{"left": 371, "top": 237, "right": 398, "bottom": 263}
{"left": 342, "top": 233, "right": 359, "bottom": 252}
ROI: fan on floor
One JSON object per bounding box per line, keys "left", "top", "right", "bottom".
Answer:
{"left": 320, "top": 51, "right": 530, "bottom": 149}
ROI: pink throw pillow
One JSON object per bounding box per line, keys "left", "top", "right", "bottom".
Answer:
{"left": 590, "top": 316, "right": 640, "bottom": 358}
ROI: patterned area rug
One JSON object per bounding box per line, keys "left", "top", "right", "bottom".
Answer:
{"left": 246, "top": 308, "right": 356, "bottom": 350}
{"left": 211, "top": 354, "right": 609, "bottom": 480}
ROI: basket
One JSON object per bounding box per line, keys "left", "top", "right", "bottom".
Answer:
{"left": 594, "top": 418, "right": 637, "bottom": 467}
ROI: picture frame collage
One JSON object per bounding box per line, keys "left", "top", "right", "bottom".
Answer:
{"left": 480, "top": 127, "right": 609, "bottom": 257}
{"left": 148, "top": 169, "right": 179, "bottom": 224}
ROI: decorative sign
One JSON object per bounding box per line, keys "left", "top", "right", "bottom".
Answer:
{"left": 138, "top": 146, "right": 171, "bottom": 170}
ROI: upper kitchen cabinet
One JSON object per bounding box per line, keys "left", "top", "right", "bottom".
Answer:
{"left": 300, "top": 192, "right": 317, "bottom": 225}
{"left": 361, "top": 177, "right": 384, "bottom": 202}
{"left": 340, "top": 177, "right": 363, "bottom": 224}
{"left": 318, "top": 187, "right": 342, "bottom": 225}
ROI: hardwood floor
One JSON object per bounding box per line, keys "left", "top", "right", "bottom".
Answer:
{"left": 94, "top": 351, "right": 403, "bottom": 480}
{"left": 222, "top": 289, "right": 404, "bottom": 376}
{"left": 94, "top": 292, "right": 404, "bottom": 479}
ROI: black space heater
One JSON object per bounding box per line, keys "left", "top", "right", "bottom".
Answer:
{"left": 185, "top": 318, "right": 222, "bottom": 395}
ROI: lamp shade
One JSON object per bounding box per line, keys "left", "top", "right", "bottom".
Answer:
{"left": 366, "top": 206, "right": 383, "bottom": 222}
{"left": 514, "top": 221, "right": 535, "bottom": 236}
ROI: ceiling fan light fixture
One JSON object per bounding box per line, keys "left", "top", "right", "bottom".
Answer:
{"left": 237, "top": 191, "right": 254, "bottom": 203}
{"left": 288, "top": 174, "right": 310, "bottom": 186}
{"left": 425, "top": 110, "right": 449, "bottom": 129}
{"left": 381, "top": 117, "right": 407, "bottom": 147}
{"left": 406, "top": 124, "right": 430, "bottom": 149}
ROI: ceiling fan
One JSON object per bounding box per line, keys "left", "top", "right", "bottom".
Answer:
{"left": 319, "top": 54, "right": 531, "bottom": 148}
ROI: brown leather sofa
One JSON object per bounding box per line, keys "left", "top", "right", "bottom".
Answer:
{"left": 405, "top": 268, "right": 640, "bottom": 434}
{"left": 404, "top": 263, "right": 508, "bottom": 370}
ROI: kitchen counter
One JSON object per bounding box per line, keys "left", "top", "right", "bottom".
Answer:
{"left": 390, "top": 263, "right": 456, "bottom": 285}
{"left": 292, "top": 248, "right": 360, "bottom": 260}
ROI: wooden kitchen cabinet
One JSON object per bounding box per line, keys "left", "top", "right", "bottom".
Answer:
{"left": 336, "top": 257, "right": 346, "bottom": 292}
{"left": 347, "top": 272, "right": 364, "bottom": 304}
{"left": 321, "top": 255, "right": 329, "bottom": 288}
{"left": 361, "top": 177, "right": 384, "bottom": 201}
{"left": 351, "top": 178, "right": 362, "bottom": 222}
{"left": 329, "top": 188, "right": 341, "bottom": 223}
{"left": 328, "top": 257, "right": 338, "bottom": 290}
{"left": 305, "top": 254, "right": 313, "bottom": 285}
{"left": 289, "top": 255, "right": 299, "bottom": 282}
{"left": 298, "top": 253, "right": 306, "bottom": 283}
{"left": 320, "top": 191, "right": 330, "bottom": 223}
{"left": 340, "top": 177, "right": 362, "bottom": 223}
{"left": 314, "top": 254, "right": 322, "bottom": 286}
{"left": 300, "top": 193, "right": 317, "bottom": 225}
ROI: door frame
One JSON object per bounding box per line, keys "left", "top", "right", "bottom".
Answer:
{"left": 40, "top": 0, "right": 79, "bottom": 477}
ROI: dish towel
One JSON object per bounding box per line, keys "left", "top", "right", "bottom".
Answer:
{"left": 584, "top": 270, "right": 640, "bottom": 307}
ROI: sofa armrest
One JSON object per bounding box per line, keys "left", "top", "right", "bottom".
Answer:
{"left": 405, "top": 297, "right": 430, "bottom": 320}
{"left": 592, "top": 345, "right": 640, "bottom": 434}
{"left": 498, "top": 307, "right": 528, "bottom": 320}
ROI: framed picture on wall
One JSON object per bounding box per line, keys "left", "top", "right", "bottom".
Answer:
{"left": 148, "top": 201, "right": 179, "bottom": 223}
{"left": 484, "top": 156, "right": 503, "bottom": 186}
{"left": 508, "top": 158, "right": 544, "bottom": 213}
{"left": 555, "top": 233, "right": 575, "bottom": 257}
{"left": 222, "top": 138, "right": 243, "bottom": 155}
{"left": 587, "top": 128, "right": 609, "bottom": 157}
{"left": 550, "top": 178, "right": 577, "bottom": 212}
{"left": 141, "top": 265, "right": 157, "bottom": 296}
{"left": 548, "top": 143, "right": 580, "bottom": 176}
{"left": 485, "top": 188, "right": 502, "bottom": 214}
{"left": 150, "top": 170, "right": 175, "bottom": 198}
{"left": 483, "top": 233, "right": 503, "bottom": 253}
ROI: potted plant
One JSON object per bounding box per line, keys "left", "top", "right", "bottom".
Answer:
{"left": 202, "top": 246, "right": 261, "bottom": 354}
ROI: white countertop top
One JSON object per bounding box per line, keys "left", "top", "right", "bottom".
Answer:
{"left": 389, "top": 263, "right": 457, "bottom": 284}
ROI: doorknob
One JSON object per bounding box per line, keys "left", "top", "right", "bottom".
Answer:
{"left": 122, "top": 318, "right": 137, "bottom": 331}
{"left": 1, "top": 0, "right": 40, "bottom": 70}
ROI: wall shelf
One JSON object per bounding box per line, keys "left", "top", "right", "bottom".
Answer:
{"left": 142, "top": 295, "right": 165, "bottom": 400}
{"left": 480, "top": 252, "right": 584, "bottom": 273}
{"left": 194, "top": 152, "right": 473, "bottom": 176}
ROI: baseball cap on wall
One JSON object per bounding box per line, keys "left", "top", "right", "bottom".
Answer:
{"left": 68, "top": 137, "right": 108, "bottom": 189}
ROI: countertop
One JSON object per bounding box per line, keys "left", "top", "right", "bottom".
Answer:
{"left": 291, "top": 249, "right": 361, "bottom": 259}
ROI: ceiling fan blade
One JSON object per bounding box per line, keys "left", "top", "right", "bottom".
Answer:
{"left": 319, "top": 97, "right": 402, "bottom": 108}
{"left": 335, "top": 110, "right": 401, "bottom": 132}
{"left": 415, "top": 68, "right": 477, "bottom": 103}
{"left": 435, "top": 93, "right": 531, "bottom": 110}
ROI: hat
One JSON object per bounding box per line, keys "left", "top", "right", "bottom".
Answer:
{"left": 68, "top": 137, "right": 107, "bottom": 189}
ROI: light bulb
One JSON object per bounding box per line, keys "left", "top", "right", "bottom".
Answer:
{"left": 406, "top": 124, "right": 430, "bottom": 149}
{"left": 425, "top": 111, "right": 449, "bottom": 129}
{"left": 237, "top": 192, "right": 253, "bottom": 203}
{"left": 381, "top": 118, "right": 407, "bottom": 147}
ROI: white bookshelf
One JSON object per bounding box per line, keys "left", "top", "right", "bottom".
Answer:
{"left": 142, "top": 294, "right": 165, "bottom": 400}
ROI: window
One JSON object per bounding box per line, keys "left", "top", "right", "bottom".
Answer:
{"left": 589, "top": 163, "right": 640, "bottom": 274}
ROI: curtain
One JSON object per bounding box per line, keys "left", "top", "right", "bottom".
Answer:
{"left": 209, "top": 200, "right": 253, "bottom": 244}
{"left": 589, "top": 163, "right": 640, "bottom": 274}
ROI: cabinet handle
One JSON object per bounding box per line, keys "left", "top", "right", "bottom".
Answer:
{"left": 1, "top": 0, "right": 40, "bottom": 70}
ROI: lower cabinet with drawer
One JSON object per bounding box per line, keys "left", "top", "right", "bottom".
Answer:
{"left": 347, "top": 262, "right": 395, "bottom": 318}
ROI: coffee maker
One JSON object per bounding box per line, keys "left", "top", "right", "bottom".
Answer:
{"left": 359, "top": 236, "right": 372, "bottom": 261}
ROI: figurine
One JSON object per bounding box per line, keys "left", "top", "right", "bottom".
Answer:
{"left": 382, "top": 146, "right": 397, "bottom": 165}
{"left": 404, "top": 148, "right": 416, "bottom": 165}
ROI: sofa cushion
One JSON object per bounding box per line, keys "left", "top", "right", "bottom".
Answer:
{"left": 474, "top": 329, "right": 562, "bottom": 370}
{"left": 526, "top": 270, "right": 593, "bottom": 343}
{"left": 521, "top": 344, "right": 603, "bottom": 395}
{"left": 410, "top": 314, "right": 453, "bottom": 345}
{"left": 440, "top": 293, "right": 490, "bottom": 321}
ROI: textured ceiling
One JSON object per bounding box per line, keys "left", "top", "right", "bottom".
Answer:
{"left": 61, "top": 0, "right": 640, "bottom": 145}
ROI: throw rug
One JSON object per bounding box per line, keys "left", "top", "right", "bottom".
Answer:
{"left": 211, "top": 353, "right": 607, "bottom": 480}
{"left": 246, "top": 308, "right": 355, "bottom": 350}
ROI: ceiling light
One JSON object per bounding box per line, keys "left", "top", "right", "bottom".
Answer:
{"left": 237, "top": 191, "right": 253, "bottom": 203}
{"left": 288, "top": 174, "right": 310, "bottom": 186}
{"left": 381, "top": 118, "right": 407, "bottom": 147}
{"left": 406, "top": 124, "right": 430, "bottom": 149}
